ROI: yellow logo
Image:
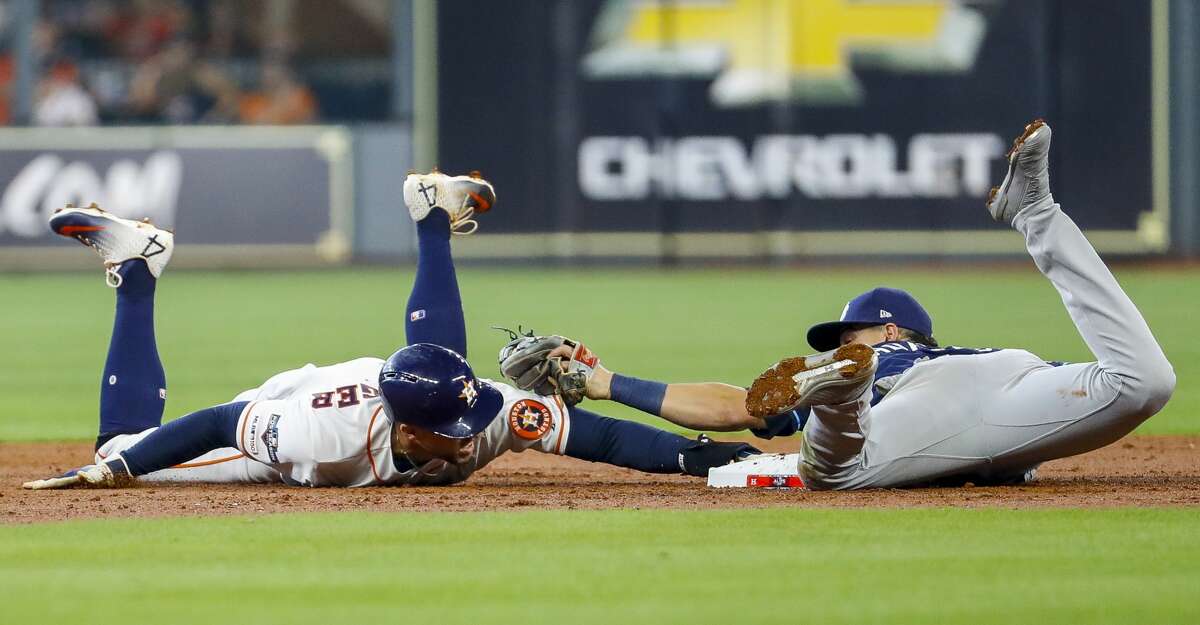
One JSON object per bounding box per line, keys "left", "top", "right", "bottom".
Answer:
{"left": 583, "top": 0, "right": 988, "bottom": 107}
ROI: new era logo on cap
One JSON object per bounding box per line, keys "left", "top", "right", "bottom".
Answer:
{"left": 880, "top": 309, "right": 893, "bottom": 318}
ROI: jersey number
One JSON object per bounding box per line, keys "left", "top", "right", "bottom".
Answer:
{"left": 312, "top": 383, "right": 380, "bottom": 409}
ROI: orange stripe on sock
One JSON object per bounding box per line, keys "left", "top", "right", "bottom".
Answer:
{"left": 172, "top": 453, "right": 245, "bottom": 469}
{"left": 238, "top": 401, "right": 258, "bottom": 455}
{"left": 366, "top": 405, "right": 385, "bottom": 483}
{"left": 552, "top": 395, "right": 568, "bottom": 455}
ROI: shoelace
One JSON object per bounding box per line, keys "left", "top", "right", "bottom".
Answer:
{"left": 450, "top": 202, "right": 478, "bottom": 236}
{"left": 104, "top": 264, "right": 124, "bottom": 288}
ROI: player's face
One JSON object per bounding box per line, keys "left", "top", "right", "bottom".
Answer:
{"left": 404, "top": 426, "right": 477, "bottom": 465}
{"left": 839, "top": 323, "right": 898, "bottom": 347}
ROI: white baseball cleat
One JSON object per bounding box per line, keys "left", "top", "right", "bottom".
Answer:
{"left": 986, "top": 119, "right": 1053, "bottom": 224}
{"left": 49, "top": 204, "right": 174, "bottom": 287}
{"left": 22, "top": 456, "right": 134, "bottom": 490}
{"left": 745, "top": 343, "right": 878, "bottom": 418}
{"left": 402, "top": 170, "right": 496, "bottom": 235}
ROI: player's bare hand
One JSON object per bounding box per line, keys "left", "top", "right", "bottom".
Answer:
{"left": 547, "top": 344, "right": 573, "bottom": 361}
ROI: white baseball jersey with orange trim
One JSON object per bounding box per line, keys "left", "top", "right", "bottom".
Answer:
{"left": 95, "top": 358, "right": 570, "bottom": 487}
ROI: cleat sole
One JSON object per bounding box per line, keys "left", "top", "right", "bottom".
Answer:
{"left": 1005, "top": 118, "right": 1046, "bottom": 160}
{"left": 746, "top": 344, "right": 876, "bottom": 418}
{"left": 987, "top": 119, "right": 1050, "bottom": 216}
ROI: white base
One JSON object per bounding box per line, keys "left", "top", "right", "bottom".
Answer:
{"left": 707, "top": 453, "right": 805, "bottom": 488}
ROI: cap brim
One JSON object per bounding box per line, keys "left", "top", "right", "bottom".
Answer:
{"left": 806, "top": 321, "right": 858, "bottom": 352}
{"left": 430, "top": 380, "right": 504, "bottom": 439}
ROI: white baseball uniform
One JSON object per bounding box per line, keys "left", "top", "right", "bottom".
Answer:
{"left": 96, "top": 358, "right": 572, "bottom": 487}
{"left": 797, "top": 203, "right": 1176, "bottom": 489}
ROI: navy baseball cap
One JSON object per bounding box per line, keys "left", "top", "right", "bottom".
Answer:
{"left": 806, "top": 287, "right": 933, "bottom": 351}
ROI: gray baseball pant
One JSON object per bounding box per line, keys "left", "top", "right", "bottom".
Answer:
{"left": 799, "top": 203, "right": 1176, "bottom": 489}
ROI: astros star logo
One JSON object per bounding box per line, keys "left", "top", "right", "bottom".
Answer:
{"left": 507, "top": 399, "right": 553, "bottom": 441}
{"left": 459, "top": 379, "right": 478, "bottom": 406}
{"left": 517, "top": 407, "right": 542, "bottom": 429}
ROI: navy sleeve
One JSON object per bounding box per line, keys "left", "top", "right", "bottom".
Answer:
{"left": 120, "top": 401, "right": 247, "bottom": 476}
{"left": 564, "top": 406, "right": 689, "bottom": 473}
{"left": 750, "top": 408, "right": 809, "bottom": 439}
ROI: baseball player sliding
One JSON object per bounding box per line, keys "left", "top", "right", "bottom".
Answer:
{"left": 24, "top": 171, "right": 754, "bottom": 490}
{"left": 523, "top": 120, "right": 1176, "bottom": 489}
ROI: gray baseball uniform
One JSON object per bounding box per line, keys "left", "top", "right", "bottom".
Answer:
{"left": 799, "top": 202, "right": 1176, "bottom": 489}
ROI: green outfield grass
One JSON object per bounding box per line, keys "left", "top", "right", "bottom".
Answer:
{"left": 4, "top": 268, "right": 1198, "bottom": 624}
{"left": 2, "top": 265, "right": 1198, "bottom": 440}
{"left": 2, "top": 508, "right": 1197, "bottom": 625}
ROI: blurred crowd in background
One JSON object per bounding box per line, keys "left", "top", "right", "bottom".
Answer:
{"left": 0, "top": 0, "right": 393, "bottom": 126}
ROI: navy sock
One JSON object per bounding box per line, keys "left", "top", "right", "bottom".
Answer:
{"left": 405, "top": 210, "right": 468, "bottom": 357}
{"left": 609, "top": 374, "right": 669, "bottom": 416}
{"left": 564, "top": 407, "right": 689, "bottom": 474}
{"left": 119, "top": 401, "right": 246, "bottom": 476}
{"left": 98, "top": 260, "right": 166, "bottom": 447}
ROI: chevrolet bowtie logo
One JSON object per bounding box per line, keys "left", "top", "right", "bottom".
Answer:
{"left": 583, "top": 0, "right": 987, "bottom": 107}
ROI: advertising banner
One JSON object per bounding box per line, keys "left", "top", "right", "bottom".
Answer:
{"left": 437, "top": 0, "right": 1167, "bottom": 257}
{"left": 0, "top": 127, "right": 353, "bottom": 270}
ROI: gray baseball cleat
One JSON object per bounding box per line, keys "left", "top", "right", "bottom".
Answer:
{"left": 745, "top": 343, "right": 878, "bottom": 418}
{"left": 986, "top": 119, "right": 1054, "bottom": 224}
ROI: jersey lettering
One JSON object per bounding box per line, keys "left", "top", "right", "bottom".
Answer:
{"left": 312, "top": 391, "right": 334, "bottom": 409}
{"left": 336, "top": 385, "right": 359, "bottom": 408}
{"left": 312, "top": 383, "right": 381, "bottom": 410}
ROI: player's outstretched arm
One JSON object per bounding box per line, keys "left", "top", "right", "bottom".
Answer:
{"left": 498, "top": 332, "right": 767, "bottom": 432}
{"left": 585, "top": 365, "right": 765, "bottom": 432}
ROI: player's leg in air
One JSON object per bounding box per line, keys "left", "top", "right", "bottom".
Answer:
{"left": 61, "top": 206, "right": 173, "bottom": 452}
{"left": 23, "top": 206, "right": 275, "bottom": 489}
{"left": 750, "top": 120, "right": 1176, "bottom": 489}
{"left": 978, "top": 120, "right": 1175, "bottom": 465}
{"left": 401, "top": 171, "right": 757, "bottom": 475}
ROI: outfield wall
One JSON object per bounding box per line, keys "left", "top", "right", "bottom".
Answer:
{"left": 435, "top": 0, "right": 1178, "bottom": 261}
{"left": 0, "top": 125, "right": 401, "bottom": 272}
{"left": 3, "top": 1, "right": 1200, "bottom": 270}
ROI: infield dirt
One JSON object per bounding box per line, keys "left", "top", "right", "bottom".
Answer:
{"left": 3, "top": 436, "right": 1198, "bottom": 524}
